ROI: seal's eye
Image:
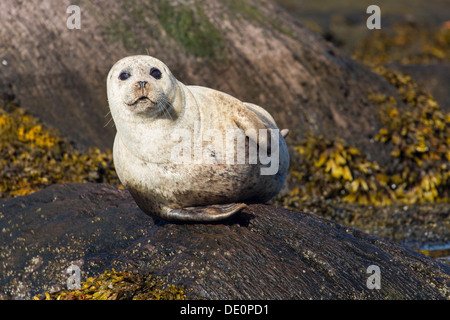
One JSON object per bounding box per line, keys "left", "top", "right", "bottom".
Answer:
{"left": 119, "top": 72, "right": 131, "bottom": 81}
{"left": 150, "top": 68, "right": 162, "bottom": 80}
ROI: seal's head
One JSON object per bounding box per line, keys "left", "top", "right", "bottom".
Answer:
{"left": 107, "top": 55, "right": 180, "bottom": 120}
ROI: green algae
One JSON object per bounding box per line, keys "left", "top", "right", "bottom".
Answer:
{"left": 223, "top": 0, "right": 296, "bottom": 38}
{"left": 99, "top": 0, "right": 157, "bottom": 51}
{"left": 156, "top": 1, "right": 227, "bottom": 60}
{"left": 97, "top": 0, "right": 227, "bottom": 60}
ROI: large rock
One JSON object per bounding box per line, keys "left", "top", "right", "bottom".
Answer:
{"left": 0, "top": 0, "right": 400, "bottom": 166}
{"left": 1, "top": 183, "right": 448, "bottom": 299}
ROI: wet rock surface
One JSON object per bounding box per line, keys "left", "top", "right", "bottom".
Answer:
{"left": 294, "top": 200, "right": 450, "bottom": 249}
{"left": 1, "top": 183, "right": 449, "bottom": 299}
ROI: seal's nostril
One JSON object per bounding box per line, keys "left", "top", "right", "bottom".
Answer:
{"left": 137, "top": 81, "right": 147, "bottom": 89}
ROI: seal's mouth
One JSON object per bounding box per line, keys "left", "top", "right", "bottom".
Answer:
{"left": 128, "top": 96, "right": 154, "bottom": 106}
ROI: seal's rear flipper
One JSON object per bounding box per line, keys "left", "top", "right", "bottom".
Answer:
{"left": 165, "top": 203, "right": 247, "bottom": 222}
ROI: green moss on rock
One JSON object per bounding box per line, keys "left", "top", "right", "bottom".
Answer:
{"left": 156, "top": 1, "right": 227, "bottom": 60}
{"left": 223, "top": 0, "right": 296, "bottom": 38}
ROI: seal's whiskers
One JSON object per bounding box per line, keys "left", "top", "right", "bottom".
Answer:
{"left": 157, "top": 96, "right": 175, "bottom": 120}
{"left": 103, "top": 112, "right": 114, "bottom": 128}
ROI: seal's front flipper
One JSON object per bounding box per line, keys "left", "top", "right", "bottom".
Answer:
{"left": 164, "top": 203, "right": 247, "bottom": 222}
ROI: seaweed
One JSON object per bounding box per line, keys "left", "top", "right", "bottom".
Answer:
{"left": 0, "top": 102, "right": 120, "bottom": 198}
{"left": 353, "top": 22, "right": 450, "bottom": 65}
{"left": 34, "top": 269, "right": 187, "bottom": 300}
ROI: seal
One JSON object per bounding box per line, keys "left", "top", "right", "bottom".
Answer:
{"left": 107, "top": 55, "right": 289, "bottom": 222}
